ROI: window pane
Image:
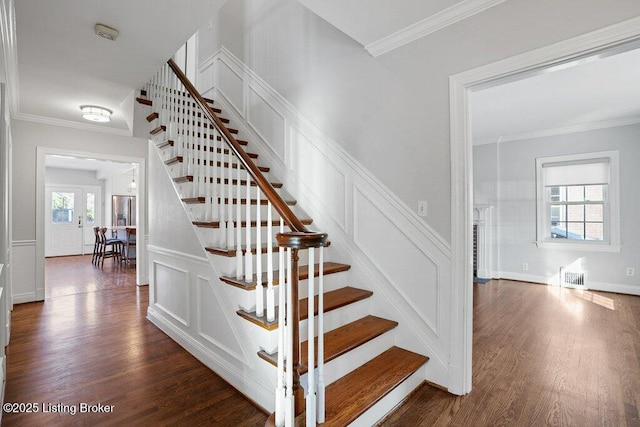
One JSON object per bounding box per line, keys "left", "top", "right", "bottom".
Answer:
{"left": 585, "top": 185, "right": 605, "bottom": 202}
{"left": 52, "top": 192, "right": 75, "bottom": 224}
{"left": 567, "top": 185, "right": 584, "bottom": 202}
{"left": 585, "top": 223, "right": 604, "bottom": 241}
{"left": 551, "top": 223, "right": 567, "bottom": 239}
{"left": 568, "top": 222, "right": 585, "bottom": 240}
{"left": 567, "top": 204, "right": 584, "bottom": 222}
{"left": 585, "top": 204, "right": 603, "bottom": 222}
{"left": 548, "top": 186, "right": 567, "bottom": 202}
{"left": 86, "top": 193, "right": 95, "bottom": 224}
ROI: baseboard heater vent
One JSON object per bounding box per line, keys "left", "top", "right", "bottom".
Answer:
{"left": 560, "top": 268, "right": 586, "bottom": 288}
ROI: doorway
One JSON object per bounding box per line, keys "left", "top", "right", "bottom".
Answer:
{"left": 448, "top": 20, "right": 640, "bottom": 395}
{"left": 36, "top": 147, "right": 147, "bottom": 301}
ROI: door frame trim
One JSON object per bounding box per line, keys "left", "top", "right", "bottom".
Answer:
{"left": 36, "top": 147, "right": 146, "bottom": 298}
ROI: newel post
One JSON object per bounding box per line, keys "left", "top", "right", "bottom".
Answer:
{"left": 276, "top": 231, "right": 328, "bottom": 426}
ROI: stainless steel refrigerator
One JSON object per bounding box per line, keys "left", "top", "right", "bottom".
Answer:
{"left": 112, "top": 195, "right": 136, "bottom": 226}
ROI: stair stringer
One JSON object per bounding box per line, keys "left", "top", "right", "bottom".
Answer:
{"left": 199, "top": 49, "right": 453, "bottom": 391}
{"left": 146, "top": 142, "right": 281, "bottom": 411}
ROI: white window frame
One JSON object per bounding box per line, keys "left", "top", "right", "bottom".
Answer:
{"left": 535, "top": 151, "right": 620, "bottom": 252}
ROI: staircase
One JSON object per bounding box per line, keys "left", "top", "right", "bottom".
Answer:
{"left": 138, "top": 60, "right": 428, "bottom": 426}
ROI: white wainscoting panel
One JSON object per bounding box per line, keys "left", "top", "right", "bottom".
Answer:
{"left": 216, "top": 57, "right": 245, "bottom": 116}
{"left": 153, "top": 261, "right": 190, "bottom": 327}
{"left": 289, "top": 125, "right": 347, "bottom": 231}
{"left": 198, "top": 47, "right": 454, "bottom": 389}
{"left": 247, "top": 85, "right": 286, "bottom": 160}
{"left": 11, "top": 240, "right": 38, "bottom": 304}
{"left": 353, "top": 185, "right": 439, "bottom": 333}
{"left": 197, "top": 275, "right": 250, "bottom": 364}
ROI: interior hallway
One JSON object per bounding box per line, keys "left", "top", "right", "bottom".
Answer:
{"left": 3, "top": 257, "right": 640, "bottom": 425}
{"left": 3, "top": 255, "right": 267, "bottom": 426}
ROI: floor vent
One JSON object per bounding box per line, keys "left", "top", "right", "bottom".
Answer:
{"left": 560, "top": 268, "right": 586, "bottom": 288}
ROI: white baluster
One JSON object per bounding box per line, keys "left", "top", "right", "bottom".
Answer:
{"left": 306, "top": 248, "right": 317, "bottom": 427}
{"left": 227, "top": 149, "right": 234, "bottom": 250}
{"left": 275, "top": 216, "right": 286, "bottom": 426}
{"left": 212, "top": 129, "right": 219, "bottom": 223}
{"left": 203, "top": 123, "right": 210, "bottom": 222}
{"left": 245, "top": 170, "right": 254, "bottom": 284}
{"left": 217, "top": 134, "right": 226, "bottom": 248}
{"left": 255, "top": 184, "right": 264, "bottom": 317}
{"left": 266, "top": 202, "right": 275, "bottom": 322}
{"left": 235, "top": 156, "right": 243, "bottom": 280}
{"left": 317, "top": 247, "right": 325, "bottom": 423}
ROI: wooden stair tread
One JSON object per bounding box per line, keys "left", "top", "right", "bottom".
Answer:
{"left": 164, "top": 157, "right": 269, "bottom": 172}
{"left": 323, "top": 347, "right": 428, "bottom": 427}
{"left": 158, "top": 138, "right": 248, "bottom": 147}
{"left": 205, "top": 240, "right": 331, "bottom": 258}
{"left": 257, "top": 315, "right": 398, "bottom": 374}
{"left": 193, "top": 218, "right": 309, "bottom": 228}
{"left": 221, "top": 262, "right": 350, "bottom": 290}
{"left": 159, "top": 143, "right": 258, "bottom": 158}
{"left": 182, "top": 197, "right": 296, "bottom": 206}
{"left": 175, "top": 176, "right": 282, "bottom": 188}
{"left": 236, "top": 287, "right": 371, "bottom": 331}
{"left": 136, "top": 97, "right": 152, "bottom": 106}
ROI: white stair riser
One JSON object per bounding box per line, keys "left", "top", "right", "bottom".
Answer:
{"left": 225, "top": 271, "right": 347, "bottom": 314}
{"left": 301, "top": 330, "right": 395, "bottom": 388}
{"left": 298, "top": 297, "right": 371, "bottom": 343}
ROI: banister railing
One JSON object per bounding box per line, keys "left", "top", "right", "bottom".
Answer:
{"left": 166, "top": 59, "right": 310, "bottom": 233}
{"left": 145, "top": 59, "right": 328, "bottom": 426}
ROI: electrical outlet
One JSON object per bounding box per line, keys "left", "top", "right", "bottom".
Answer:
{"left": 418, "top": 201, "right": 428, "bottom": 217}
{"left": 627, "top": 267, "right": 635, "bottom": 277}
{"left": 522, "top": 263, "right": 528, "bottom": 271}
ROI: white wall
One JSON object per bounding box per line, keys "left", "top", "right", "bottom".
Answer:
{"left": 11, "top": 120, "right": 149, "bottom": 301}
{"left": 198, "top": 0, "right": 640, "bottom": 243}
{"left": 473, "top": 124, "right": 640, "bottom": 293}
{"left": 0, "top": 83, "right": 10, "bottom": 400}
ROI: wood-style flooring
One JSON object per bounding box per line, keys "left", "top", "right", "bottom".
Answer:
{"left": 5, "top": 258, "right": 640, "bottom": 426}
{"left": 3, "top": 255, "right": 267, "bottom": 426}
{"left": 379, "top": 280, "right": 640, "bottom": 426}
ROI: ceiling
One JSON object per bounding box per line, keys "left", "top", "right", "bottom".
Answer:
{"left": 46, "top": 155, "right": 134, "bottom": 179}
{"left": 7, "top": 0, "right": 225, "bottom": 136}
{"left": 296, "top": 0, "right": 506, "bottom": 56}
{"left": 471, "top": 45, "right": 640, "bottom": 145}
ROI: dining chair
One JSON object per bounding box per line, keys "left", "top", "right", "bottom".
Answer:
{"left": 98, "top": 227, "right": 121, "bottom": 267}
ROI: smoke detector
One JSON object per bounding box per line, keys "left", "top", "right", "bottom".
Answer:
{"left": 94, "top": 24, "right": 119, "bottom": 41}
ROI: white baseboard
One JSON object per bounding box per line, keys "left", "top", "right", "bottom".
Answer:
{"left": 496, "top": 271, "right": 640, "bottom": 295}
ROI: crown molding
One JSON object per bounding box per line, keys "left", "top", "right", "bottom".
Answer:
{"left": 473, "top": 115, "right": 640, "bottom": 146}
{"left": 14, "top": 112, "right": 133, "bottom": 137}
{"left": 0, "top": 0, "right": 20, "bottom": 115}
{"left": 365, "top": 0, "right": 506, "bottom": 57}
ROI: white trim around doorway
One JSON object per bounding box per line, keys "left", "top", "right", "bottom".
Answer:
{"left": 448, "top": 16, "right": 640, "bottom": 395}
{"left": 36, "top": 147, "right": 147, "bottom": 297}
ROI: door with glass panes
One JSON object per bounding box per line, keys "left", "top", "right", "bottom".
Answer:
{"left": 45, "top": 186, "right": 100, "bottom": 257}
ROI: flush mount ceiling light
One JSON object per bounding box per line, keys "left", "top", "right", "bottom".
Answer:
{"left": 95, "top": 23, "right": 119, "bottom": 41}
{"left": 80, "top": 105, "right": 112, "bottom": 122}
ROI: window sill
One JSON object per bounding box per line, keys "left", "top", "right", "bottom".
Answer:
{"left": 534, "top": 241, "right": 621, "bottom": 253}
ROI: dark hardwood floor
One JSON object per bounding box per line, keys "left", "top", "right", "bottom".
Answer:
{"left": 379, "top": 280, "right": 640, "bottom": 426}
{"left": 5, "top": 258, "right": 640, "bottom": 426}
{"left": 3, "top": 255, "right": 267, "bottom": 426}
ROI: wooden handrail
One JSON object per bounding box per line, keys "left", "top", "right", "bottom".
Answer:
{"left": 166, "top": 58, "right": 310, "bottom": 233}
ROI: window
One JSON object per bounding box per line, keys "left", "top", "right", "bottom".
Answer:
{"left": 536, "top": 151, "right": 620, "bottom": 252}
{"left": 51, "top": 192, "right": 75, "bottom": 224}
{"left": 86, "top": 192, "right": 96, "bottom": 224}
